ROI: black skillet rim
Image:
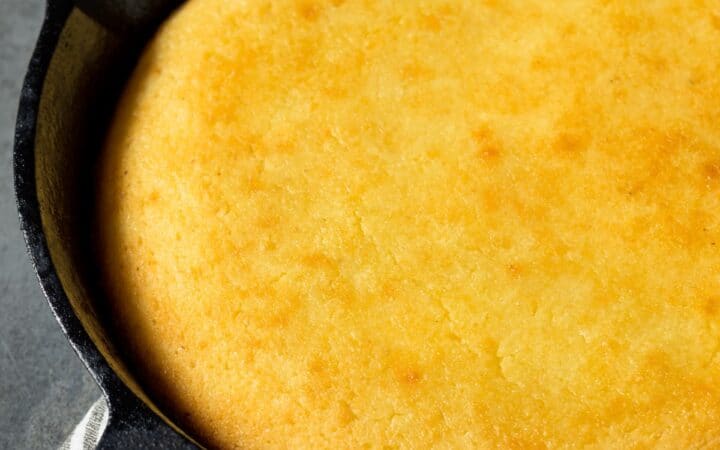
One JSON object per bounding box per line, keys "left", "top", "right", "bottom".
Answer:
{"left": 13, "top": 1, "right": 197, "bottom": 447}
{"left": 13, "top": 0, "right": 120, "bottom": 397}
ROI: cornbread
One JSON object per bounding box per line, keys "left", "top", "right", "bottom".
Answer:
{"left": 97, "top": 0, "right": 720, "bottom": 448}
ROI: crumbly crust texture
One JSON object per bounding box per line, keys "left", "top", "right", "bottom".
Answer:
{"left": 98, "top": 1, "right": 720, "bottom": 448}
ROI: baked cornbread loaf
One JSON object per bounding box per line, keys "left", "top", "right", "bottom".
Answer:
{"left": 97, "top": 0, "right": 720, "bottom": 448}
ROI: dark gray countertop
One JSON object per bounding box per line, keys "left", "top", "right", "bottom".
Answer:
{"left": 0, "top": 1, "right": 101, "bottom": 448}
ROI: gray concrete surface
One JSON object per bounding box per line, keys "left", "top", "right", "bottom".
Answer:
{"left": 0, "top": 1, "right": 101, "bottom": 448}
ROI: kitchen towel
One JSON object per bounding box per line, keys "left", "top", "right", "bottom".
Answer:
{"left": 59, "top": 398, "right": 108, "bottom": 450}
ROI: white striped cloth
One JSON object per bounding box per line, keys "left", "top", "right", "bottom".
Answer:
{"left": 59, "top": 398, "right": 109, "bottom": 450}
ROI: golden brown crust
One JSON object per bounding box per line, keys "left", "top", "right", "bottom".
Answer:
{"left": 98, "top": 0, "right": 720, "bottom": 448}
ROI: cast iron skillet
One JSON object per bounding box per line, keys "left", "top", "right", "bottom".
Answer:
{"left": 14, "top": 0, "right": 202, "bottom": 448}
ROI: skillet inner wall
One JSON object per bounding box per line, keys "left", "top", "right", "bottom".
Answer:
{"left": 34, "top": 8, "right": 160, "bottom": 418}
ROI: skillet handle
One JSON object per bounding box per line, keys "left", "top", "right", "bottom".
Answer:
{"left": 95, "top": 390, "right": 199, "bottom": 449}
{"left": 72, "top": 0, "right": 183, "bottom": 34}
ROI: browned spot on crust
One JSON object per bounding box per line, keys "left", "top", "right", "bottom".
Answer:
{"left": 308, "top": 356, "right": 334, "bottom": 389}
{"left": 506, "top": 263, "right": 525, "bottom": 278}
{"left": 472, "top": 125, "right": 493, "bottom": 142}
{"left": 638, "top": 53, "right": 668, "bottom": 72}
{"left": 253, "top": 290, "right": 300, "bottom": 329}
{"left": 380, "top": 280, "right": 399, "bottom": 298}
{"left": 323, "top": 85, "right": 348, "bottom": 98}
{"left": 324, "top": 277, "right": 358, "bottom": 305}
{"left": 553, "top": 132, "right": 588, "bottom": 156}
{"left": 477, "top": 143, "right": 502, "bottom": 163}
{"left": 702, "top": 297, "right": 720, "bottom": 317}
{"left": 711, "top": 13, "right": 720, "bottom": 30}
{"left": 480, "top": 338, "right": 499, "bottom": 355}
{"left": 563, "top": 23, "right": 577, "bottom": 36}
{"left": 425, "top": 148, "right": 440, "bottom": 159}
{"left": 301, "top": 252, "right": 338, "bottom": 270}
{"left": 337, "top": 401, "right": 357, "bottom": 426}
{"left": 399, "top": 368, "right": 422, "bottom": 385}
{"left": 308, "top": 357, "right": 325, "bottom": 374}
{"left": 660, "top": 210, "right": 709, "bottom": 249}
{"left": 243, "top": 172, "right": 266, "bottom": 192}
{"left": 274, "top": 139, "right": 299, "bottom": 155}
{"left": 550, "top": 91, "right": 598, "bottom": 158}
{"left": 258, "top": 2, "right": 272, "bottom": 16}
{"left": 257, "top": 214, "right": 280, "bottom": 229}
{"left": 530, "top": 55, "right": 550, "bottom": 71}
{"left": 268, "top": 311, "right": 290, "bottom": 327}
{"left": 243, "top": 339, "right": 261, "bottom": 364}
{"left": 481, "top": 187, "right": 500, "bottom": 213}
{"left": 297, "top": 1, "right": 321, "bottom": 21}
{"left": 654, "top": 129, "right": 689, "bottom": 155}
{"left": 402, "top": 62, "right": 435, "bottom": 81}
{"left": 611, "top": 12, "right": 644, "bottom": 36}
{"left": 420, "top": 13, "right": 441, "bottom": 32}
{"left": 472, "top": 126, "right": 503, "bottom": 164}
{"left": 702, "top": 159, "right": 720, "bottom": 186}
